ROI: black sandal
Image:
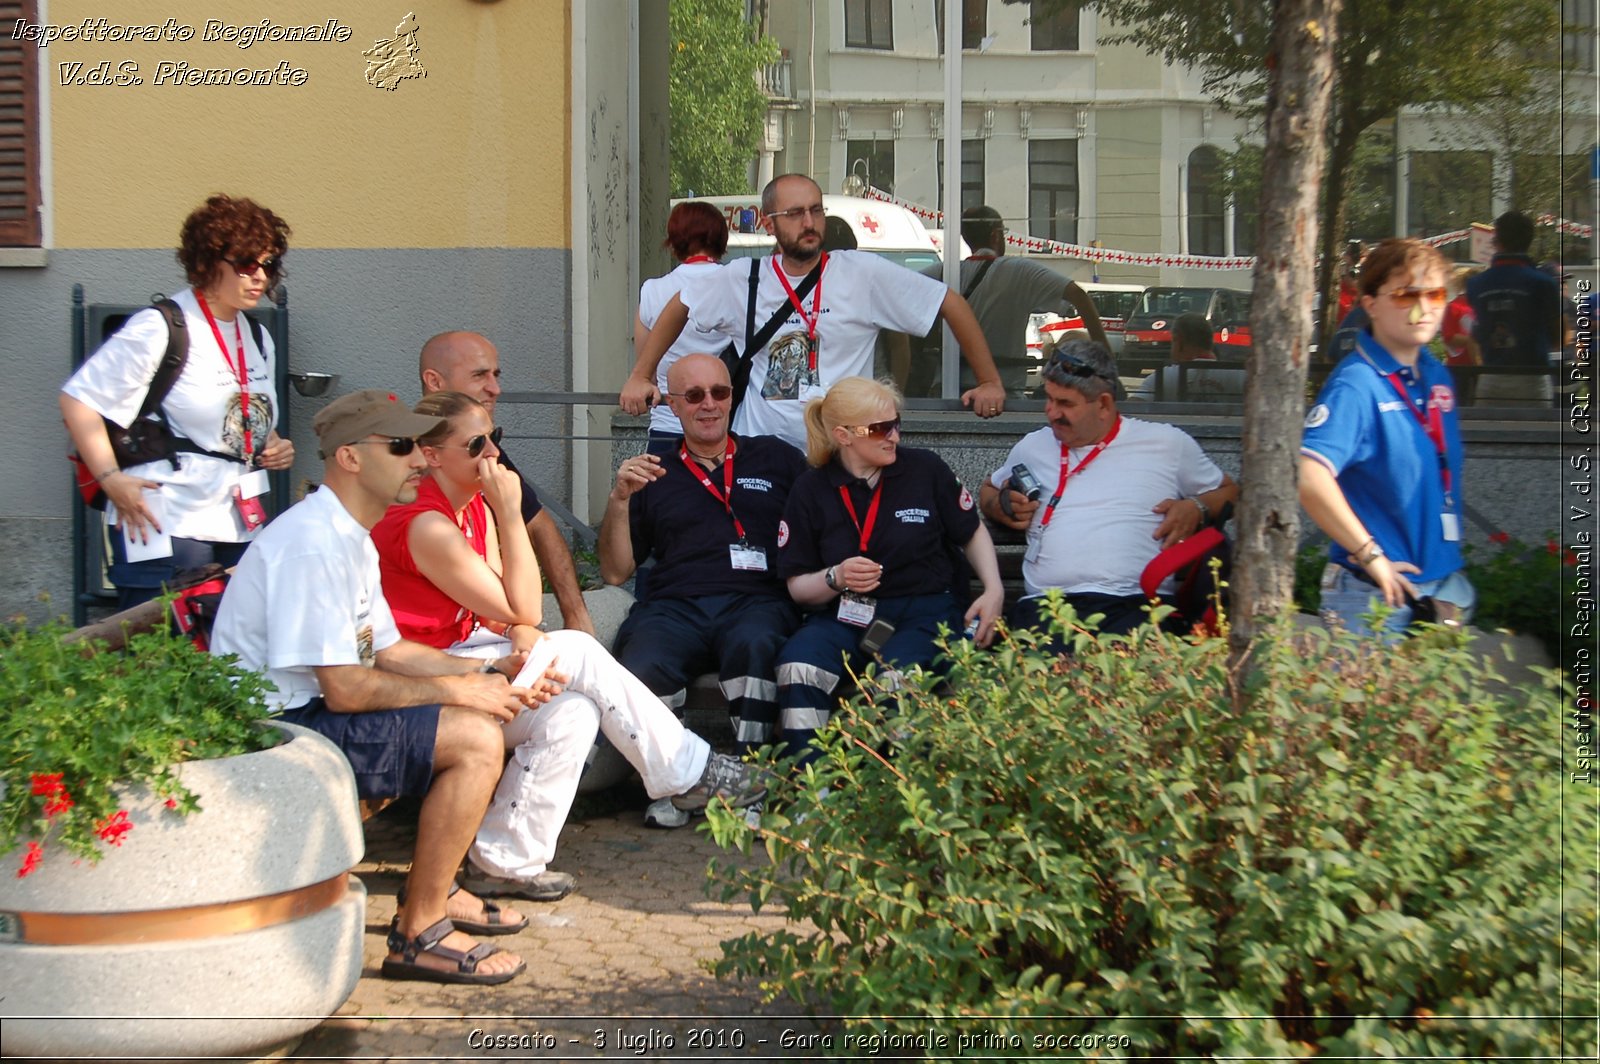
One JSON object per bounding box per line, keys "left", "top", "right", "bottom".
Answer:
{"left": 380, "top": 917, "right": 525, "bottom": 985}
{"left": 396, "top": 880, "right": 528, "bottom": 937}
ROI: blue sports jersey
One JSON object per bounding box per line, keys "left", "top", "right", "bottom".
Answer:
{"left": 1301, "top": 332, "right": 1466, "bottom": 582}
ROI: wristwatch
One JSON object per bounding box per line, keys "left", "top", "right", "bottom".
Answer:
{"left": 1355, "top": 539, "right": 1386, "bottom": 566}
{"left": 824, "top": 565, "right": 840, "bottom": 592}
{"left": 1188, "top": 496, "right": 1210, "bottom": 527}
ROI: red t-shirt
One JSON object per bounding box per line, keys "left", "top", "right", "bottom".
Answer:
{"left": 1442, "top": 296, "right": 1476, "bottom": 365}
{"left": 371, "top": 476, "right": 488, "bottom": 648}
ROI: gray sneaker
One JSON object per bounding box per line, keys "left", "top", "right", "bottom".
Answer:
{"left": 671, "top": 752, "right": 767, "bottom": 812}
{"left": 643, "top": 797, "right": 691, "bottom": 829}
{"left": 460, "top": 867, "right": 576, "bottom": 902}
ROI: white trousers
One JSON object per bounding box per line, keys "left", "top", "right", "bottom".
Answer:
{"left": 465, "top": 630, "right": 710, "bottom": 879}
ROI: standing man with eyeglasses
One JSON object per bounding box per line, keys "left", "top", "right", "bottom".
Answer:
{"left": 599, "top": 354, "right": 804, "bottom": 827}
{"left": 419, "top": 331, "right": 596, "bottom": 636}
{"left": 211, "top": 390, "right": 571, "bottom": 986}
{"left": 980, "top": 340, "right": 1237, "bottom": 640}
{"left": 621, "top": 174, "right": 1008, "bottom": 451}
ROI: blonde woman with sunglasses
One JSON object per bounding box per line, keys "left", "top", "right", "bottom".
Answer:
{"left": 1300, "top": 237, "right": 1475, "bottom": 638}
{"left": 371, "top": 392, "right": 765, "bottom": 902}
{"left": 773, "top": 377, "right": 1003, "bottom": 763}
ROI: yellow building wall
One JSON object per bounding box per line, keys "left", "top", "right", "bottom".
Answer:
{"left": 42, "top": 1, "right": 569, "bottom": 249}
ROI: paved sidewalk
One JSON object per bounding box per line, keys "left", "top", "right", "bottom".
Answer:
{"left": 294, "top": 787, "right": 829, "bottom": 1062}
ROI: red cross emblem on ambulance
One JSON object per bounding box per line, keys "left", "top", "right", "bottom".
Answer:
{"left": 859, "top": 212, "right": 880, "bottom": 236}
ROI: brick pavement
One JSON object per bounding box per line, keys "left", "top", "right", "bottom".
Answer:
{"left": 293, "top": 786, "right": 830, "bottom": 1062}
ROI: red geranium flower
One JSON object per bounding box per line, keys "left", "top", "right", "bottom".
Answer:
{"left": 16, "top": 841, "right": 42, "bottom": 878}
{"left": 43, "top": 789, "right": 74, "bottom": 817}
{"left": 1489, "top": 531, "right": 1511, "bottom": 545}
{"left": 1566, "top": 550, "right": 1580, "bottom": 567}
{"left": 30, "top": 772, "right": 63, "bottom": 797}
{"left": 164, "top": 798, "right": 178, "bottom": 810}
{"left": 94, "top": 810, "right": 132, "bottom": 847}
{"left": 1547, "top": 539, "right": 1561, "bottom": 555}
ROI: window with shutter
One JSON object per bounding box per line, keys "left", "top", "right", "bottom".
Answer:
{"left": 0, "top": 0, "right": 42, "bottom": 247}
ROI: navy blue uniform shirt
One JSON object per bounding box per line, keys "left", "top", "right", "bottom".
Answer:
{"left": 629, "top": 433, "right": 804, "bottom": 600}
{"left": 1468, "top": 253, "right": 1561, "bottom": 367}
{"left": 778, "top": 446, "right": 980, "bottom": 597}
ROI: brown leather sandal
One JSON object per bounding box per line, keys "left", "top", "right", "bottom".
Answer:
{"left": 380, "top": 917, "right": 525, "bottom": 985}
{"left": 396, "top": 880, "right": 528, "bottom": 936}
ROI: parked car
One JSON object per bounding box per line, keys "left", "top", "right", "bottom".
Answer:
{"left": 1023, "top": 282, "right": 1147, "bottom": 391}
{"left": 1121, "top": 286, "right": 1253, "bottom": 360}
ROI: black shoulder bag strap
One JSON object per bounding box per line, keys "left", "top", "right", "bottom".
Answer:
{"left": 142, "top": 298, "right": 189, "bottom": 422}
{"left": 727, "top": 257, "right": 821, "bottom": 415}
{"left": 962, "top": 256, "right": 996, "bottom": 301}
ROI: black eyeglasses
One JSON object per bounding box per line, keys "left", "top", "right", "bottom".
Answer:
{"left": 225, "top": 255, "right": 283, "bottom": 280}
{"left": 1047, "top": 348, "right": 1115, "bottom": 383}
{"left": 847, "top": 417, "right": 901, "bottom": 439}
{"left": 667, "top": 384, "right": 733, "bottom": 404}
{"left": 433, "top": 425, "right": 504, "bottom": 458}
{"left": 351, "top": 437, "right": 418, "bottom": 456}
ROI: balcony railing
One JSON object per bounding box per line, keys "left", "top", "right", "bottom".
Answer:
{"left": 758, "top": 57, "right": 793, "bottom": 101}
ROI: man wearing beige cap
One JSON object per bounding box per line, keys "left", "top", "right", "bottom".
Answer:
{"left": 212, "top": 389, "right": 564, "bottom": 986}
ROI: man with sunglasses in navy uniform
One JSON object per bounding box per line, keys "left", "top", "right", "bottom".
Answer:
{"left": 599, "top": 354, "right": 805, "bottom": 828}
{"left": 980, "top": 340, "right": 1237, "bottom": 640}
{"left": 212, "top": 390, "right": 570, "bottom": 986}
{"left": 419, "top": 331, "right": 596, "bottom": 636}
{"left": 622, "top": 173, "right": 1009, "bottom": 451}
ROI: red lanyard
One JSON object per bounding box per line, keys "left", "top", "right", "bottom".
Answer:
{"left": 682, "top": 254, "right": 717, "bottom": 265}
{"left": 838, "top": 477, "right": 884, "bottom": 554}
{"left": 680, "top": 439, "right": 746, "bottom": 542}
{"left": 1039, "top": 415, "right": 1122, "bottom": 529}
{"left": 1383, "top": 371, "right": 1452, "bottom": 497}
{"left": 194, "top": 290, "right": 253, "bottom": 461}
{"left": 773, "top": 253, "right": 827, "bottom": 371}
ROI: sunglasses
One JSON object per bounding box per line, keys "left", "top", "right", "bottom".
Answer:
{"left": 1382, "top": 286, "right": 1448, "bottom": 308}
{"left": 1047, "top": 348, "right": 1114, "bottom": 382}
{"left": 351, "top": 437, "right": 418, "bottom": 456}
{"left": 433, "top": 425, "right": 505, "bottom": 458}
{"left": 847, "top": 417, "right": 901, "bottom": 439}
{"left": 668, "top": 384, "right": 733, "bottom": 404}
{"left": 225, "top": 255, "right": 283, "bottom": 280}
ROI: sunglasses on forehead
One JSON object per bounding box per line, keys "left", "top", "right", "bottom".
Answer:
{"left": 1047, "top": 348, "right": 1116, "bottom": 382}
{"left": 351, "top": 436, "right": 419, "bottom": 456}
{"left": 846, "top": 417, "right": 901, "bottom": 439}
{"left": 667, "top": 384, "right": 733, "bottom": 404}
{"left": 225, "top": 255, "right": 282, "bottom": 280}
{"left": 433, "top": 425, "right": 504, "bottom": 458}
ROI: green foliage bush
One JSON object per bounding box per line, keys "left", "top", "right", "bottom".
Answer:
{"left": 0, "top": 617, "right": 278, "bottom": 873}
{"left": 708, "top": 603, "right": 1595, "bottom": 1058}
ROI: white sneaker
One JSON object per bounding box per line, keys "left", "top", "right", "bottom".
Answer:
{"left": 670, "top": 752, "right": 767, "bottom": 811}
{"left": 643, "top": 797, "right": 691, "bottom": 829}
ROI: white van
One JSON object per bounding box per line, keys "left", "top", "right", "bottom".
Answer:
{"left": 681, "top": 194, "right": 947, "bottom": 272}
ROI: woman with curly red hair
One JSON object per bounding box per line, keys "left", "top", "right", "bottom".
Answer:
{"left": 60, "top": 194, "right": 295, "bottom": 606}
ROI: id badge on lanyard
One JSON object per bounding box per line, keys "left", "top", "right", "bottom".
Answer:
{"left": 730, "top": 543, "right": 768, "bottom": 571}
{"left": 836, "top": 592, "right": 876, "bottom": 627}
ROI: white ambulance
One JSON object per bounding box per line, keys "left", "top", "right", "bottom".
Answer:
{"left": 681, "top": 194, "right": 948, "bottom": 271}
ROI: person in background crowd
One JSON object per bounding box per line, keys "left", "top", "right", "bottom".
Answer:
{"left": 627, "top": 202, "right": 732, "bottom": 442}
{"left": 1132, "top": 312, "right": 1245, "bottom": 402}
{"left": 1468, "top": 211, "right": 1561, "bottom": 404}
{"left": 61, "top": 194, "right": 296, "bottom": 607}
{"left": 1440, "top": 264, "right": 1482, "bottom": 405}
{"left": 370, "top": 391, "right": 768, "bottom": 892}
{"left": 623, "top": 173, "right": 1008, "bottom": 451}
{"left": 910, "top": 204, "right": 1108, "bottom": 397}
{"left": 774, "top": 377, "right": 1003, "bottom": 762}
{"left": 1301, "top": 238, "right": 1474, "bottom": 638}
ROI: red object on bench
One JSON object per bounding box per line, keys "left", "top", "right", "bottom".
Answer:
{"left": 1139, "top": 526, "right": 1229, "bottom": 635}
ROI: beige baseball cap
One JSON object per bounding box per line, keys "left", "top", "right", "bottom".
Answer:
{"left": 313, "top": 389, "right": 444, "bottom": 457}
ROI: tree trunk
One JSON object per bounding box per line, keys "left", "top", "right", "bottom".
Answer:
{"left": 1229, "top": 0, "right": 1341, "bottom": 673}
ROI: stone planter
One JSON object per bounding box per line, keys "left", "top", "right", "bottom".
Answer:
{"left": 0, "top": 721, "right": 366, "bottom": 1059}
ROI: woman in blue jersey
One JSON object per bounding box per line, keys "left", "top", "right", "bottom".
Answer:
{"left": 1299, "top": 237, "right": 1474, "bottom": 636}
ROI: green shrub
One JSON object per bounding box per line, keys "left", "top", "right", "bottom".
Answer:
{"left": 0, "top": 617, "right": 278, "bottom": 873}
{"left": 707, "top": 604, "right": 1595, "bottom": 1058}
